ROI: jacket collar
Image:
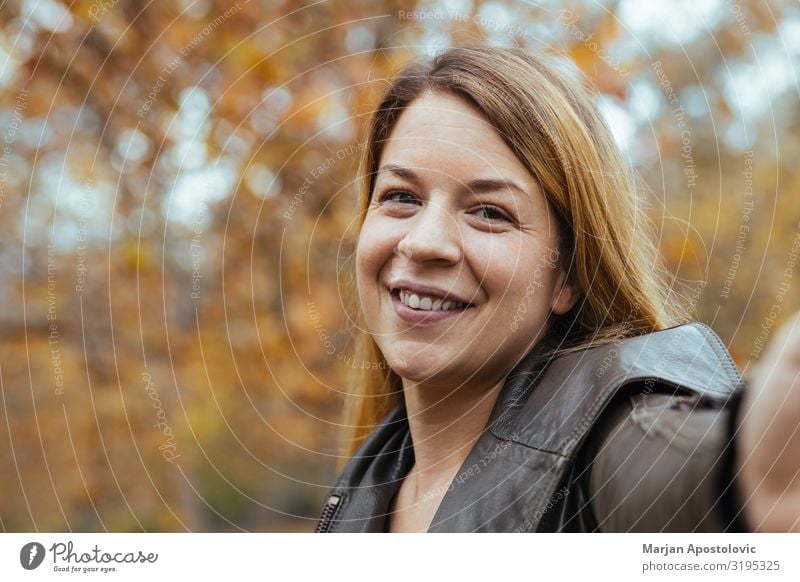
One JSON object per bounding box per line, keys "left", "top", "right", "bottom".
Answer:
{"left": 329, "top": 404, "right": 414, "bottom": 532}
{"left": 328, "top": 339, "right": 549, "bottom": 532}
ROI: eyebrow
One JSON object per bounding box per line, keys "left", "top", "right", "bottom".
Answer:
{"left": 377, "top": 163, "right": 529, "bottom": 198}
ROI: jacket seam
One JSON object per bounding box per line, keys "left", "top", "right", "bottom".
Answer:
{"left": 491, "top": 373, "right": 723, "bottom": 457}
{"left": 557, "top": 325, "right": 741, "bottom": 456}
{"left": 487, "top": 426, "right": 571, "bottom": 458}
{"left": 492, "top": 326, "right": 739, "bottom": 455}
{"left": 690, "top": 322, "right": 745, "bottom": 389}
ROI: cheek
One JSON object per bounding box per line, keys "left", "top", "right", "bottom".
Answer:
{"left": 485, "top": 243, "right": 560, "bottom": 317}
{"left": 471, "top": 236, "right": 531, "bottom": 296}
{"left": 355, "top": 218, "right": 395, "bottom": 302}
{"left": 354, "top": 239, "right": 373, "bottom": 307}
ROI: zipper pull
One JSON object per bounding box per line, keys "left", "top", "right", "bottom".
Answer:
{"left": 315, "top": 494, "right": 343, "bottom": 533}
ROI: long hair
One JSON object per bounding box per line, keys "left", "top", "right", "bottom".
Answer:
{"left": 338, "top": 45, "right": 685, "bottom": 461}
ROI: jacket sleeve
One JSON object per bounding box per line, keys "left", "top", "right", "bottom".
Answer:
{"left": 584, "top": 387, "right": 750, "bottom": 532}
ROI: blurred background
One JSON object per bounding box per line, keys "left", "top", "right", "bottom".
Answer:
{"left": 0, "top": 0, "right": 797, "bottom": 532}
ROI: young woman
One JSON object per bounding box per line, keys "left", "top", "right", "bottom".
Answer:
{"left": 315, "top": 45, "right": 800, "bottom": 533}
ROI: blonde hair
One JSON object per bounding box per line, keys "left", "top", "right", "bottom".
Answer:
{"left": 338, "top": 45, "right": 685, "bottom": 461}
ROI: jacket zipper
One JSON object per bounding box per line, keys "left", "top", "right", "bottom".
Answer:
{"left": 315, "top": 494, "right": 343, "bottom": 533}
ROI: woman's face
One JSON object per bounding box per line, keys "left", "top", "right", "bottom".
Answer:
{"left": 356, "top": 91, "right": 578, "bottom": 391}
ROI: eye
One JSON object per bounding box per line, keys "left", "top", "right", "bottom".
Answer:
{"left": 376, "top": 190, "right": 420, "bottom": 205}
{"left": 474, "top": 204, "right": 512, "bottom": 222}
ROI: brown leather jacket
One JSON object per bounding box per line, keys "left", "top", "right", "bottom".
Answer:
{"left": 316, "top": 323, "right": 749, "bottom": 532}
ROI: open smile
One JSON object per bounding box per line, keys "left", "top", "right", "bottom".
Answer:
{"left": 389, "top": 288, "right": 474, "bottom": 326}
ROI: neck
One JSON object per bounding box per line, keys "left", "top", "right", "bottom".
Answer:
{"left": 401, "top": 378, "right": 505, "bottom": 498}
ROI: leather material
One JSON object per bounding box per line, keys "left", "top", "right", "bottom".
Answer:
{"left": 317, "top": 323, "right": 745, "bottom": 532}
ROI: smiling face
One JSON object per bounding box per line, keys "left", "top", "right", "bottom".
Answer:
{"left": 356, "top": 91, "right": 579, "bottom": 392}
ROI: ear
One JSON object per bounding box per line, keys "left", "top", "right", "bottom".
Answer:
{"left": 551, "top": 269, "right": 581, "bottom": 315}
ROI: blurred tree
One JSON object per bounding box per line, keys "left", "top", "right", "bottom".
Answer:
{"left": 0, "top": 0, "right": 796, "bottom": 532}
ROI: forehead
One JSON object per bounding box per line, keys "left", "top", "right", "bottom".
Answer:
{"left": 378, "top": 92, "right": 533, "bottom": 182}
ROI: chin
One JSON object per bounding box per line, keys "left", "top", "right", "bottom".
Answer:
{"left": 386, "top": 353, "right": 456, "bottom": 386}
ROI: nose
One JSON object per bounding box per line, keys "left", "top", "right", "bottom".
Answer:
{"left": 395, "top": 198, "right": 463, "bottom": 264}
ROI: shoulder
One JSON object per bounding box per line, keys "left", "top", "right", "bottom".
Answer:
{"left": 588, "top": 322, "right": 743, "bottom": 397}
{"left": 497, "top": 322, "right": 744, "bottom": 456}
{"left": 579, "top": 386, "right": 742, "bottom": 531}
{"left": 589, "top": 389, "right": 731, "bottom": 465}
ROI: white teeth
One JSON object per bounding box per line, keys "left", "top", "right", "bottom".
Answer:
{"left": 397, "top": 289, "right": 467, "bottom": 311}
